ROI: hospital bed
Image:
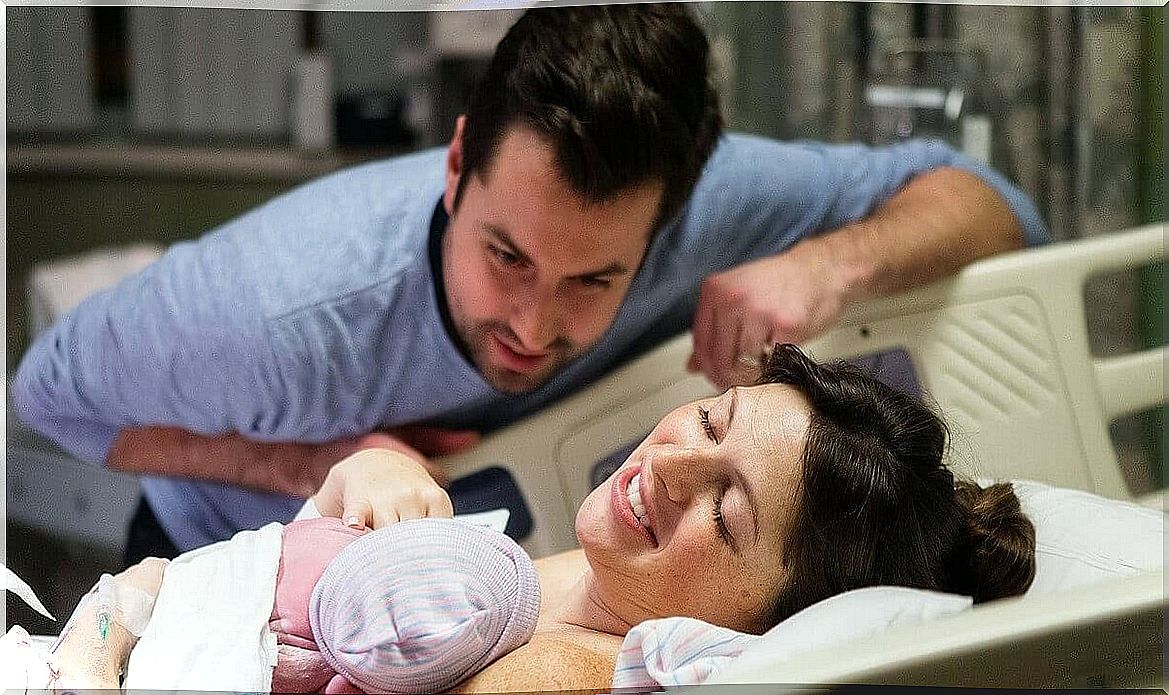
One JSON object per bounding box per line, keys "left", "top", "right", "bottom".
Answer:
{"left": 436, "top": 222, "right": 1166, "bottom": 689}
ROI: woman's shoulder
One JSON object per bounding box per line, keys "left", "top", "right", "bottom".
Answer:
{"left": 450, "top": 626, "right": 621, "bottom": 694}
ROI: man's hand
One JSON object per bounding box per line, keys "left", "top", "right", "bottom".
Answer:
{"left": 687, "top": 167, "right": 1026, "bottom": 390}
{"left": 312, "top": 449, "right": 454, "bottom": 530}
{"left": 687, "top": 238, "right": 850, "bottom": 390}
{"left": 389, "top": 423, "right": 481, "bottom": 457}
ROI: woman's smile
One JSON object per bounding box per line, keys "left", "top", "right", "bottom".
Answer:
{"left": 611, "top": 465, "right": 657, "bottom": 546}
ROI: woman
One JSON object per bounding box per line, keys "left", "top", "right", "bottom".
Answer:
{"left": 44, "top": 345, "right": 1036, "bottom": 692}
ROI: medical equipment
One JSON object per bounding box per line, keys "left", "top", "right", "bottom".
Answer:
{"left": 858, "top": 40, "right": 1003, "bottom": 167}
{"left": 434, "top": 223, "right": 1165, "bottom": 688}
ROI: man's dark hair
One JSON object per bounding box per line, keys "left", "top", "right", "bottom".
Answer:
{"left": 454, "top": 4, "right": 723, "bottom": 232}
{"left": 758, "top": 345, "right": 1036, "bottom": 628}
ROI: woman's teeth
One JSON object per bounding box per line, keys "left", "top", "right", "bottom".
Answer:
{"left": 627, "top": 474, "right": 651, "bottom": 530}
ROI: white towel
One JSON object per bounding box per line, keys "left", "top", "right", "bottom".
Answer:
{"left": 4, "top": 561, "right": 55, "bottom": 620}
{"left": 123, "top": 522, "right": 283, "bottom": 691}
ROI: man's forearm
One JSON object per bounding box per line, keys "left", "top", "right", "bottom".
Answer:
{"left": 813, "top": 166, "right": 1026, "bottom": 304}
{"left": 107, "top": 427, "right": 344, "bottom": 497}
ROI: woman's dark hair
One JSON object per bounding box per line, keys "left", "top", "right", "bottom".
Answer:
{"left": 455, "top": 4, "right": 723, "bottom": 232}
{"left": 760, "top": 344, "right": 1036, "bottom": 625}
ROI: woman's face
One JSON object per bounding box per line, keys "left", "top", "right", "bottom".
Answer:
{"left": 575, "top": 383, "right": 811, "bottom": 633}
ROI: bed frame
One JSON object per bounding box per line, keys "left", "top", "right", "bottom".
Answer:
{"left": 437, "top": 223, "right": 1165, "bottom": 689}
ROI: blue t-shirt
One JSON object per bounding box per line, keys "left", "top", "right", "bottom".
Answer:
{"left": 10, "top": 133, "right": 1047, "bottom": 550}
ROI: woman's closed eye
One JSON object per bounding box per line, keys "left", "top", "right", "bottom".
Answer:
{"left": 712, "top": 490, "right": 735, "bottom": 548}
{"left": 698, "top": 406, "right": 718, "bottom": 443}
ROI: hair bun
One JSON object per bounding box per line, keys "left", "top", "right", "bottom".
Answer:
{"left": 953, "top": 481, "right": 1037, "bottom": 602}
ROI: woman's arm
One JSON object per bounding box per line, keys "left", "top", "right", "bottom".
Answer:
{"left": 51, "top": 557, "right": 167, "bottom": 688}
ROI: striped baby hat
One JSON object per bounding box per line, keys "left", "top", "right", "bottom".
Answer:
{"left": 308, "top": 517, "right": 541, "bottom": 694}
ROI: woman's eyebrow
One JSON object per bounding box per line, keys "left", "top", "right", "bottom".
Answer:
{"left": 725, "top": 388, "right": 759, "bottom": 544}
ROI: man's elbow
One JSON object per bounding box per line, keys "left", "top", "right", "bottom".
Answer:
{"left": 9, "top": 351, "right": 120, "bottom": 466}
{"left": 932, "top": 166, "right": 1030, "bottom": 255}
{"left": 9, "top": 355, "right": 56, "bottom": 435}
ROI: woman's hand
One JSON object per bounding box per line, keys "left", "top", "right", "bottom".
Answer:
{"left": 312, "top": 448, "right": 454, "bottom": 530}
{"left": 115, "top": 556, "right": 168, "bottom": 598}
{"left": 51, "top": 557, "right": 169, "bottom": 691}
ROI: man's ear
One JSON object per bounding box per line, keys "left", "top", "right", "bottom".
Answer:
{"left": 443, "top": 115, "right": 467, "bottom": 216}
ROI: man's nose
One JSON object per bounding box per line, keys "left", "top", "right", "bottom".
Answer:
{"left": 510, "top": 282, "right": 559, "bottom": 351}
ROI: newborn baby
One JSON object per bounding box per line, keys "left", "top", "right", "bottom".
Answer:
{"left": 35, "top": 517, "right": 541, "bottom": 693}
{"left": 268, "top": 517, "right": 541, "bottom": 693}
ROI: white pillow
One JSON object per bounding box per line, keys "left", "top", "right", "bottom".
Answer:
{"left": 1008, "top": 479, "right": 1166, "bottom": 594}
{"left": 756, "top": 585, "right": 972, "bottom": 660}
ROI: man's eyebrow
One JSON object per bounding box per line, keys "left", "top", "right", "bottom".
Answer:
{"left": 725, "top": 387, "right": 760, "bottom": 544}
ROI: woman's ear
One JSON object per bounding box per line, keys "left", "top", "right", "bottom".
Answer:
{"left": 443, "top": 115, "right": 467, "bottom": 216}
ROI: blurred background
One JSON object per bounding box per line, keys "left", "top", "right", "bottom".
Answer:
{"left": 5, "top": 2, "right": 1164, "bottom": 634}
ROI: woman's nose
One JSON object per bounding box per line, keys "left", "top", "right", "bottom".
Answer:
{"left": 644, "top": 444, "right": 721, "bottom": 503}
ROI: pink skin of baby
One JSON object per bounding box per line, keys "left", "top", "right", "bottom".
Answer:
{"left": 269, "top": 517, "right": 367, "bottom": 693}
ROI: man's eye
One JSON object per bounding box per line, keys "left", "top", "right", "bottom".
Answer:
{"left": 490, "top": 246, "right": 521, "bottom": 266}
{"left": 579, "top": 276, "right": 612, "bottom": 289}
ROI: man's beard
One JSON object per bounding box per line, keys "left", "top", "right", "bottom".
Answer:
{"left": 455, "top": 318, "right": 581, "bottom": 394}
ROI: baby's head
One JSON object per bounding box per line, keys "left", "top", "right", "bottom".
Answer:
{"left": 275, "top": 517, "right": 541, "bottom": 694}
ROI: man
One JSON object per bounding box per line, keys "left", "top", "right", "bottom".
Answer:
{"left": 11, "top": 5, "right": 1046, "bottom": 562}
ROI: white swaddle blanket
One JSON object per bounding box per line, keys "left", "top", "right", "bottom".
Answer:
{"left": 123, "top": 522, "right": 283, "bottom": 691}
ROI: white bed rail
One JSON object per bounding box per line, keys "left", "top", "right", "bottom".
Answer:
{"left": 802, "top": 222, "right": 1164, "bottom": 500}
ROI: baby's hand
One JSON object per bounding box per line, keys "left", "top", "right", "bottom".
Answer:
{"left": 312, "top": 449, "right": 454, "bottom": 530}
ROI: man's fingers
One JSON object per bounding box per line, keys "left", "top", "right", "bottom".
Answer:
{"left": 690, "top": 285, "right": 715, "bottom": 375}
{"left": 731, "top": 323, "right": 770, "bottom": 385}
{"left": 707, "top": 309, "right": 741, "bottom": 390}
